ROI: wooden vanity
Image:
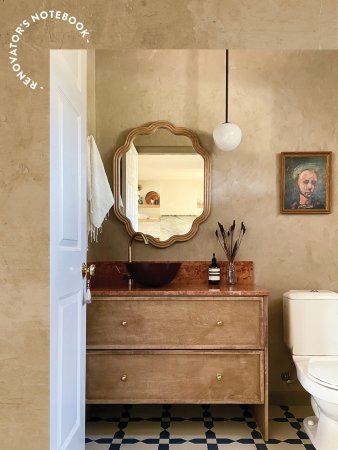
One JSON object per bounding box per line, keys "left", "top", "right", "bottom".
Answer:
{"left": 86, "top": 261, "right": 269, "bottom": 440}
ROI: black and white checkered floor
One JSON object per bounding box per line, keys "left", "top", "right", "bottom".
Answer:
{"left": 86, "top": 404, "right": 315, "bottom": 449}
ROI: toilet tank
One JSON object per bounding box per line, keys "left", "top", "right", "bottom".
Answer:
{"left": 283, "top": 290, "right": 338, "bottom": 356}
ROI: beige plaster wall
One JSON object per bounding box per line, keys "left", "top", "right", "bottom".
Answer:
{"left": 90, "top": 49, "right": 338, "bottom": 402}
{"left": 1, "top": 1, "right": 338, "bottom": 449}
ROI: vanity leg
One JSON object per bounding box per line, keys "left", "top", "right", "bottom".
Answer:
{"left": 253, "top": 294, "right": 269, "bottom": 441}
{"left": 252, "top": 403, "right": 268, "bottom": 441}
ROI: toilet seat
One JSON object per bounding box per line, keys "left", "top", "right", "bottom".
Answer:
{"left": 307, "top": 357, "right": 338, "bottom": 390}
{"left": 293, "top": 356, "right": 338, "bottom": 404}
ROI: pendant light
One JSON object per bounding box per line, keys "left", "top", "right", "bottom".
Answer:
{"left": 213, "top": 50, "right": 242, "bottom": 151}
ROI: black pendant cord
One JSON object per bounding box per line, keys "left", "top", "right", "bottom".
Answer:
{"left": 225, "top": 49, "right": 229, "bottom": 123}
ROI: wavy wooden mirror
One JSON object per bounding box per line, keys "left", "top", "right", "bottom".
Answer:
{"left": 113, "top": 121, "right": 211, "bottom": 248}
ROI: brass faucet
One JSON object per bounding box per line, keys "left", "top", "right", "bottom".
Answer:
{"left": 128, "top": 232, "right": 149, "bottom": 262}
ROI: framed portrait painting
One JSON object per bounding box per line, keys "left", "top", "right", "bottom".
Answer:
{"left": 280, "top": 152, "right": 332, "bottom": 214}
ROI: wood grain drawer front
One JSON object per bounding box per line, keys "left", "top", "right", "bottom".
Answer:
{"left": 86, "top": 350, "right": 264, "bottom": 404}
{"left": 87, "top": 297, "right": 264, "bottom": 349}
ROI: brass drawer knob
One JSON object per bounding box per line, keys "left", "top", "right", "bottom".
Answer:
{"left": 217, "top": 320, "right": 223, "bottom": 326}
{"left": 121, "top": 321, "right": 127, "bottom": 326}
{"left": 121, "top": 374, "right": 127, "bottom": 381}
{"left": 216, "top": 374, "right": 222, "bottom": 381}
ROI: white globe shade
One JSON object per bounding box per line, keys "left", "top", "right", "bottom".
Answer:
{"left": 213, "top": 122, "right": 242, "bottom": 151}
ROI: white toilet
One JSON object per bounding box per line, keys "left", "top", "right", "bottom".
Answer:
{"left": 283, "top": 290, "right": 338, "bottom": 450}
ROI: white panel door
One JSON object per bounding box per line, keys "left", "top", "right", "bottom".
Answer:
{"left": 50, "top": 50, "right": 87, "bottom": 450}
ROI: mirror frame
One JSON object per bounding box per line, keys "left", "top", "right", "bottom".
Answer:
{"left": 113, "top": 120, "right": 211, "bottom": 248}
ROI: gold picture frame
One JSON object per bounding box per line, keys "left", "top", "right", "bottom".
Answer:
{"left": 280, "top": 152, "right": 332, "bottom": 214}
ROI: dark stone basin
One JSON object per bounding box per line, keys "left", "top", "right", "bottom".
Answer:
{"left": 126, "top": 261, "right": 181, "bottom": 288}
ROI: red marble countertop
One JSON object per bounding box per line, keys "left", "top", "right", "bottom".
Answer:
{"left": 92, "top": 281, "right": 269, "bottom": 297}
{"left": 90, "top": 261, "right": 269, "bottom": 297}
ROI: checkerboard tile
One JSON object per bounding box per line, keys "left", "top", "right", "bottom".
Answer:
{"left": 169, "top": 446, "right": 209, "bottom": 450}
{"left": 120, "top": 442, "right": 159, "bottom": 450}
{"left": 121, "top": 420, "right": 162, "bottom": 439}
{"left": 119, "top": 445, "right": 159, "bottom": 450}
{"left": 86, "top": 420, "right": 118, "bottom": 439}
{"left": 86, "top": 404, "right": 315, "bottom": 449}
{"left": 218, "top": 445, "right": 257, "bottom": 450}
{"left": 268, "top": 405, "right": 287, "bottom": 419}
{"left": 266, "top": 445, "right": 307, "bottom": 450}
{"left": 86, "top": 443, "right": 112, "bottom": 450}
{"left": 170, "top": 419, "right": 207, "bottom": 439}
{"left": 287, "top": 406, "right": 313, "bottom": 420}
{"left": 213, "top": 421, "right": 253, "bottom": 440}
{"left": 269, "top": 421, "right": 300, "bottom": 441}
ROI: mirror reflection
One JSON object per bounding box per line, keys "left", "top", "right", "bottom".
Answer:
{"left": 119, "top": 129, "right": 205, "bottom": 242}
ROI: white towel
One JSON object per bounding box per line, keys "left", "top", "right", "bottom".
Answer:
{"left": 87, "top": 135, "right": 114, "bottom": 242}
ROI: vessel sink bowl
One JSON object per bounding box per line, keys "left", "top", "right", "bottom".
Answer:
{"left": 126, "top": 262, "right": 181, "bottom": 288}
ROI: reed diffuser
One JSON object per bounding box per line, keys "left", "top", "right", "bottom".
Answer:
{"left": 215, "top": 220, "right": 246, "bottom": 285}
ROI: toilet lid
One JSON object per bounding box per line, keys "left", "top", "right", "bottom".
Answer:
{"left": 308, "top": 358, "right": 338, "bottom": 389}
{"left": 283, "top": 290, "right": 338, "bottom": 300}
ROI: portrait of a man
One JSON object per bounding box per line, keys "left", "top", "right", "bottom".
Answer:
{"left": 280, "top": 152, "right": 331, "bottom": 214}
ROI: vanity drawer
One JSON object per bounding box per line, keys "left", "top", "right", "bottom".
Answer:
{"left": 86, "top": 350, "right": 264, "bottom": 404}
{"left": 87, "top": 297, "right": 264, "bottom": 349}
